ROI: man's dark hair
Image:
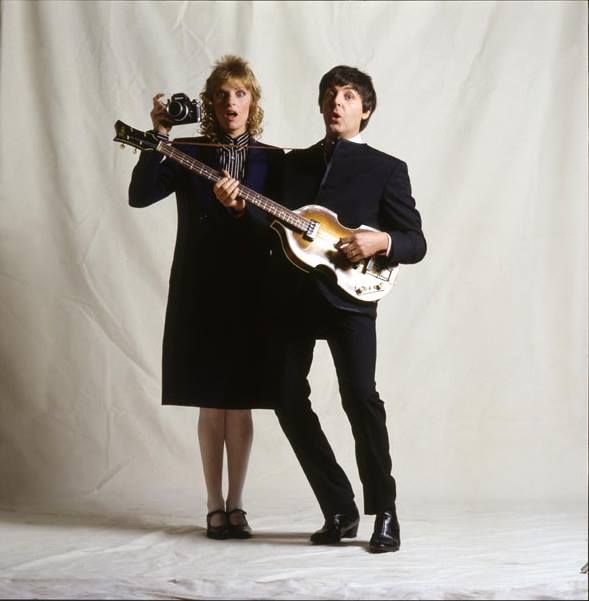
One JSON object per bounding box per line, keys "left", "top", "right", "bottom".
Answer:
{"left": 318, "top": 65, "right": 377, "bottom": 131}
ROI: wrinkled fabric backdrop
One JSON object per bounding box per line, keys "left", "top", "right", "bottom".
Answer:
{"left": 0, "top": 0, "right": 586, "bottom": 519}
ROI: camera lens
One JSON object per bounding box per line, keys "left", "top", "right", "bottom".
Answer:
{"left": 168, "top": 100, "right": 187, "bottom": 120}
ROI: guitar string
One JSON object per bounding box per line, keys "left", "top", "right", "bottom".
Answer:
{"left": 122, "top": 140, "right": 361, "bottom": 248}
{"left": 151, "top": 143, "right": 363, "bottom": 254}
{"left": 120, "top": 133, "right": 366, "bottom": 259}
{"left": 117, "top": 129, "right": 393, "bottom": 290}
{"left": 158, "top": 143, "right": 311, "bottom": 233}
{"left": 159, "top": 144, "right": 356, "bottom": 257}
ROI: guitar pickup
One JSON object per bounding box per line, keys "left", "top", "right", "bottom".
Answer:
{"left": 303, "top": 220, "right": 320, "bottom": 241}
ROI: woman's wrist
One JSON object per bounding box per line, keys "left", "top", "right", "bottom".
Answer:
{"left": 230, "top": 206, "right": 246, "bottom": 218}
{"left": 148, "top": 127, "right": 170, "bottom": 139}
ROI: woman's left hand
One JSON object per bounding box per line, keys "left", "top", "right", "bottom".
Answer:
{"left": 213, "top": 170, "right": 246, "bottom": 215}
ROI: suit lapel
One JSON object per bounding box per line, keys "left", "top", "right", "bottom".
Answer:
{"left": 243, "top": 140, "right": 262, "bottom": 190}
{"left": 198, "top": 140, "right": 219, "bottom": 171}
{"left": 328, "top": 140, "right": 368, "bottom": 180}
{"left": 244, "top": 139, "right": 279, "bottom": 194}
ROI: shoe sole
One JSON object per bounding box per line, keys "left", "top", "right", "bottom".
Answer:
{"left": 368, "top": 543, "right": 400, "bottom": 553}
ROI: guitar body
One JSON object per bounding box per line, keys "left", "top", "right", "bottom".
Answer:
{"left": 270, "top": 205, "right": 399, "bottom": 303}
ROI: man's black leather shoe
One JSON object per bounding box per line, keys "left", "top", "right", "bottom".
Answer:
{"left": 310, "top": 510, "right": 360, "bottom": 545}
{"left": 368, "top": 509, "right": 401, "bottom": 553}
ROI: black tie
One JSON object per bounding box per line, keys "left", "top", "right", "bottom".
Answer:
{"left": 324, "top": 138, "right": 338, "bottom": 164}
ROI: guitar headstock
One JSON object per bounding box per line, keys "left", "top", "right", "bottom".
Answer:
{"left": 113, "top": 120, "right": 160, "bottom": 152}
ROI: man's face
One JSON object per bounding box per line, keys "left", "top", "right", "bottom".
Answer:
{"left": 320, "top": 84, "right": 371, "bottom": 140}
{"left": 213, "top": 78, "right": 252, "bottom": 137}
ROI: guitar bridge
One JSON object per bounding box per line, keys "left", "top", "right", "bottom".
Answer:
{"left": 303, "top": 220, "right": 319, "bottom": 241}
{"left": 365, "top": 257, "right": 393, "bottom": 281}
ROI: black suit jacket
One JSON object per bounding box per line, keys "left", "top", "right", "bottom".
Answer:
{"left": 270, "top": 138, "right": 426, "bottom": 316}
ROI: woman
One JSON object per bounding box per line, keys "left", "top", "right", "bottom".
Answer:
{"left": 128, "top": 56, "right": 281, "bottom": 539}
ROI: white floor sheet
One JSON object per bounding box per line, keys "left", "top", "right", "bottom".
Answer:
{"left": 1, "top": 2, "right": 587, "bottom": 600}
{"left": 1, "top": 503, "right": 586, "bottom": 600}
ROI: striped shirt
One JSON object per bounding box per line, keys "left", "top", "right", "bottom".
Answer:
{"left": 218, "top": 132, "right": 250, "bottom": 181}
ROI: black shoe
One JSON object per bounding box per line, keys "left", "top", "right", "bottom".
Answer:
{"left": 368, "top": 508, "right": 401, "bottom": 553}
{"left": 206, "top": 509, "right": 229, "bottom": 540}
{"left": 226, "top": 508, "right": 252, "bottom": 539}
{"left": 310, "top": 509, "right": 360, "bottom": 545}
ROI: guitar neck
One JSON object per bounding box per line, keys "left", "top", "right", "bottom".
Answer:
{"left": 157, "top": 142, "right": 309, "bottom": 232}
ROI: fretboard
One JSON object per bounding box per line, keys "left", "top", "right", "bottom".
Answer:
{"left": 157, "top": 142, "right": 309, "bottom": 232}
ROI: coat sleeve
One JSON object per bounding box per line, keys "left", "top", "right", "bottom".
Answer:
{"left": 380, "top": 159, "right": 427, "bottom": 265}
{"left": 128, "top": 149, "right": 179, "bottom": 208}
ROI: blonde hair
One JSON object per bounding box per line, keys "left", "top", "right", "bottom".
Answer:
{"left": 199, "top": 55, "right": 264, "bottom": 141}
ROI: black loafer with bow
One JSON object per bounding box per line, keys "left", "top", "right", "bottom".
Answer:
{"left": 227, "top": 508, "right": 252, "bottom": 539}
{"left": 206, "top": 509, "right": 229, "bottom": 540}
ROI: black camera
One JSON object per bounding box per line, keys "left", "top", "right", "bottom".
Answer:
{"left": 165, "top": 93, "right": 201, "bottom": 125}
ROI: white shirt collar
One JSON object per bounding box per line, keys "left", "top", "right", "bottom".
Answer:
{"left": 324, "top": 133, "right": 364, "bottom": 146}
{"left": 346, "top": 133, "right": 364, "bottom": 143}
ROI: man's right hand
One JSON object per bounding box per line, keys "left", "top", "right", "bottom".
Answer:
{"left": 150, "top": 93, "right": 172, "bottom": 135}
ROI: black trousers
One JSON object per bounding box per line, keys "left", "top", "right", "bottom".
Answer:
{"left": 269, "top": 282, "right": 397, "bottom": 517}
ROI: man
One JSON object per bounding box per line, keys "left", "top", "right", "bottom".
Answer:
{"left": 215, "top": 65, "right": 426, "bottom": 553}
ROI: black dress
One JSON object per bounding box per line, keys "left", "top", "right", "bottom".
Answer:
{"left": 129, "top": 136, "right": 282, "bottom": 409}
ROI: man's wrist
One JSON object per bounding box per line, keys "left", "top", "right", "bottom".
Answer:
{"left": 377, "top": 233, "right": 392, "bottom": 256}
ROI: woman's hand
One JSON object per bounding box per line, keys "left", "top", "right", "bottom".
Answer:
{"left": 214, "top": 170, "right": 246, "bottom": 216}
{"left": 150, "top": 93, "right": 172, "bottom": 135}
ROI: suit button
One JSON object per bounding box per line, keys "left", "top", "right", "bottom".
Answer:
{"left": 199, "top": 212, "right": 208, "bottom": 221}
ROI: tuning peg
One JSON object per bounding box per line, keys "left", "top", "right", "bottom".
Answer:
{"left": 120, "top": 144, "right": 125, "bottom": 149}
{"left": 133, "top": 148, "right": 137, "bottom": 154}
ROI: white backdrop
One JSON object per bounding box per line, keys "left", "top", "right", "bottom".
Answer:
{"left": 0, "top": 0, "right": 587, "bottom": 521}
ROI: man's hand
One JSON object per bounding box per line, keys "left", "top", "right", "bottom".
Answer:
{"left": 150, "top": 93, "right": 173, "bottom": 135}
{"left": 336, "top": 231, "right": 389, "bottom": 263}
{"left": 214, "top": 170, "right": 246, "bottom": 215}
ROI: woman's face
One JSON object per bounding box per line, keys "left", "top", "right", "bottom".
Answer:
{"left": 212, "top": 78, "right": 252, "bottom": 137}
